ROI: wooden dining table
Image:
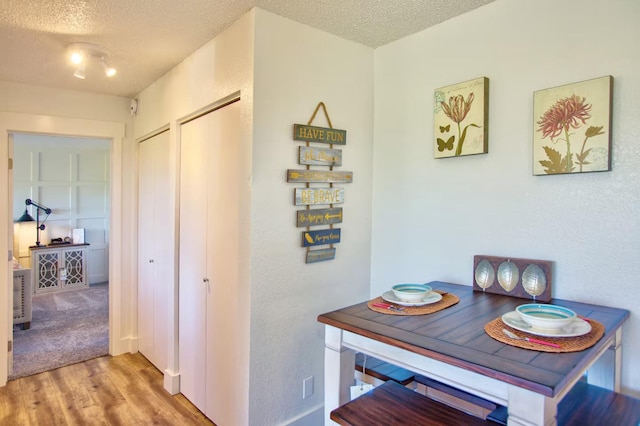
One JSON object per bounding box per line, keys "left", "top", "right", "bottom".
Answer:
{"left": 318, "top": 281, "right": 629, "bottom": 426}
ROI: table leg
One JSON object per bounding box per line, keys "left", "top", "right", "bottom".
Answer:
{"left": 507, "top": 386, "right": 557, "bottom": 426}
{"left": 324, "top": 325, "right": 356, "bottom": 425}
{"left": 587, "top": 328, "right": 622, "bottom": 392}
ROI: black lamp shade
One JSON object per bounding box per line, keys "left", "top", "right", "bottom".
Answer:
{"left": 17, "top": 209, "right": 35, "bottom": 223}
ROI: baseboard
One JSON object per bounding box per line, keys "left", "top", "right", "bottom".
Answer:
{"left": 163, "top": 369, "right": 180, "bottom": 395}
{"left": 283, "top": 405, "right": 324, "bottom": 426}
{"left": 128, "top": 337, "right": 139, "bottom": 353}
{"left": 111, "top": 336, "right": 138, "bottom": 356}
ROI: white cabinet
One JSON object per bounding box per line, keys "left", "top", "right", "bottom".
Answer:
{"left": 179, "top": 100, "right": 247, "bottom": 425}
{"left": 30, "top": 244, "right": 89, "bottom": 294}
{"left": 137, "top": 130, "right": 172, "bottom": 371}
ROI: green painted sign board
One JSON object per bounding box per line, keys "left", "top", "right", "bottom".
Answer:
{"left": 302, "top": 228, "right": 341, "bottom": 247}
{"left": 287, "top": 169, "right": 353, "bottom": 183}
{"left": 297, "top": 207, "right": 343, "bottom": 227}
{"left": 306, "top": 248, "right": 336, "bottom": 263}
{"left": 294, "top": 187, "right": 344, "bottom": 206}
{"left": 293, "top": 124, "right": 346, "bottom": 145}
{"left": 299, "top": 146, "right": 342, "bottom": 166}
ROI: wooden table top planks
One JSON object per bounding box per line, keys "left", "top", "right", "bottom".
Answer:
{"left": 318, "top": 281, "right": 629, "bottom": 397}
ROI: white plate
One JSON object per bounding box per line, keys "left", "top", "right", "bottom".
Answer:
{"left": 501, "top": 311, "right": 591, "bottom": 337}
{"left": 382, "top": 290, "right": 443, "bottom": 307}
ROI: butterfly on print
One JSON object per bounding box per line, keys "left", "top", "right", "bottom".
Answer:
{"left": 439, "top": 124, "right": 450, "bottom": 133}
{"left": 437, "top": 136, "right": 455, "bottom": 152}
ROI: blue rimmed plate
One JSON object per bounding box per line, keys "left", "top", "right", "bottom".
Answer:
{"left": 382, "top": 290, "right": 442, "bottom": 307}
{"left": 501, "top": 311, "right": 591, "bottom": 338}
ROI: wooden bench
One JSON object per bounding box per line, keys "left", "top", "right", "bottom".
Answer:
{"left": 414, "top": 375, "right": 640, "bottom": 425}
{"left": 330, "top": 380, "right": 492, "bottom": 426}
{"left": 334, "top": 372, "right": 640, "bottom": 425}
{"left": 354, "top": 353, "right": 415, "bottom": 388}
{"left": 414, "top": 374, "right": 504, "bottom": 422}
{"left": 558, "top": 380, "right": 640, "bottom": 425}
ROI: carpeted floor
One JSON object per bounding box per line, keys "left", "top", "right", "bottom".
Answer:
{"left": 10, "top": 283, "right": 109, "bottom": 380}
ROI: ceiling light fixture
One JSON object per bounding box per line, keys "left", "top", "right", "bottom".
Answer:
{"left": 73, "top": 62, "right": 86, "bottom": 79}
{"left": 67, "top": 42, "right": 117, "bottom": 79}
{"left": 70, "top": 51, "right": 84, "bottom": 65}
{"left": 100, "top": 58, "right": 117, "bottom": 77}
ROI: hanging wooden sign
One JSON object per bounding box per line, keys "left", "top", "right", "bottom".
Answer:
{"left": 293, "top": 124, "right": 347, "bottom": 145}
{"left": 287, "top": 169, "right": 353, "bottom": 183}
{"left": 294, "top": 187, "right": 344, "bottom": 206}
{"left": 302, "top": 229, "right": 341, "bottom": 247}
{"left": 306, "top": 248, "right": 336, "bottom": 263}
{"left": 290, "top": 102, "right": 348, "bottom": 263}
{"left": 299, "top": 146, "right": 342, "bottom": 166}
{"left": 297, "top": 207, "right": 343, "bottom": 227}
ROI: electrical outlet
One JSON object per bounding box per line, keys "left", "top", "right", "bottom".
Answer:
{"left": 303, "top": 376, "right": 314, "bottom": 399}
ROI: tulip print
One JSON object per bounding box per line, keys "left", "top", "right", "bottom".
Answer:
{"left": 433, "top": 77, "right": 488, "bottom": 159}
{"left": 440, "top": 93, "right": 481, "bottom": 156}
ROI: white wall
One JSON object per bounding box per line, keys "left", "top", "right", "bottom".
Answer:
{"left": 133, "top": 13, "right": 254, "bottom": 138}
{"left": 372, "top": 0, "right": 640, "bottom": 396}
{"left": 0, "top": 81, "right": 132, "bottom": 121}
{"left": 13, "top": 134, "right": 110, "bottom": 284}
{"left": 251, "top": 9, "right": 373, "bottom": 425}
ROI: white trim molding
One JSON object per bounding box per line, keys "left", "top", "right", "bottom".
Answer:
{"left": 0, "top": 112, "right": 126, "bottom": 386}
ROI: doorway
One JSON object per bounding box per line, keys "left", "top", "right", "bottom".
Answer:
{"left": 10, "top": 133, "right": 110, "bottom": 379}
{"left": 0, "top": 111, "right": 126, "bottom": 386}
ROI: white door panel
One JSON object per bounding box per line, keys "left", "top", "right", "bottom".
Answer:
{"left": 180, "top": 100, "right": 243, "bottom": 425}
{"left": 138, "top": 130, "right": 171, "bottom": 370}
{"left": 179, "top": 115, "right": 209, "bottom": 413}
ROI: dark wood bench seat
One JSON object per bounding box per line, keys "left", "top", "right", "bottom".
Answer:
{"left": 331, "top": 374, "right": 640, "bottom": 426}
{"left": 354, "top": 353, "right": 415, "bottom": 387}
{"left": 330, "top": 380, "right": 492, "bottom": 426}
{"left": 558, "top": 380, "right": 640, "bottom": 425}
{"left": 413, "top": 374, "right": 504, "bottom": 422}
{"left": 413, "top": 374, "right": 640, "bottom": 425}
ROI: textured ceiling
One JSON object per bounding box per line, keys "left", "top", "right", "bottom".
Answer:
{"left": 0, "top": 0, "right": 494, "bottom": 98}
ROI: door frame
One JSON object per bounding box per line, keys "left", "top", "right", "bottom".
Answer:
{"left": 1, "top": 112, "right": 125, "bottom": 386}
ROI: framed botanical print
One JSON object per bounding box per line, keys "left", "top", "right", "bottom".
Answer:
{"left": 533, "top": 76, "right": 613, "bottom": 175}
{"left": 434, "top": 77, "right": 489, "bottom": 158}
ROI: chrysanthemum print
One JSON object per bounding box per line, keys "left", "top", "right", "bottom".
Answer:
{"left": 533, "top": 76, "right": 613, "bottom": 175}
{"left": 433, "top": 77, "right": 489, "bottom": 158}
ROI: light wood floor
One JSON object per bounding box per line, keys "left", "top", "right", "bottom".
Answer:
{"left": 0, "top": 352, "right": 214, "bottom": 425}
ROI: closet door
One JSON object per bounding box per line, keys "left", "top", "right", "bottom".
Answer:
{"left": 179, "top": 114, "right": 210, "bottom": 412}
{"left": 204, "top": 101, "right": 243, "bottom": 423}
{"left": 179, "top": 100, "right": 243, "bottom": 425}
{"left": 137, "top": 131, "right": 171, "bottom": 370}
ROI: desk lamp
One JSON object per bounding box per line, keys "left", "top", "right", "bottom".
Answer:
{"left": 16, "top": 198, "right": 52, "bottom": 247}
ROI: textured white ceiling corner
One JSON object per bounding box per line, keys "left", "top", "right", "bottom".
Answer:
{"left": 0, "top": 0, "right": 494, "bottom": 98}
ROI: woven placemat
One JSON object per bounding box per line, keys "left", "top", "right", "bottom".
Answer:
{"left": 367, "top": 291, "right": 459, "bottom": 316}
{"left": 484, "top": 317, "right": 605, "bottom": 353}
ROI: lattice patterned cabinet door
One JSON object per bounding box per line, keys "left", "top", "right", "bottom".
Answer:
{"left": 35, "top": 252, "right": 60, "bottom": 292}
{"left": 62, "top": 248, "right": 87, "bottom": 288}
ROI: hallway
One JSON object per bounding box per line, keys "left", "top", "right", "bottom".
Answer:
{"left": 0, "top": 352, "right": 213, "bottom": 425}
